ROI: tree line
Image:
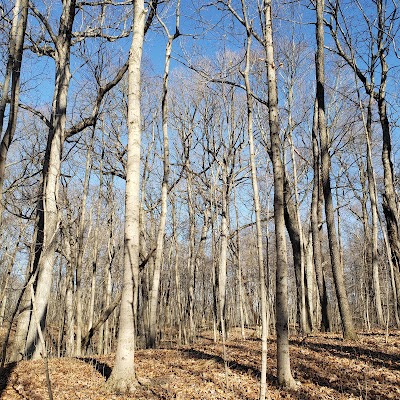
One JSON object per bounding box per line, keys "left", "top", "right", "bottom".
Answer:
{"left": 0, "top": 0, "right": 399, "bottom": 397}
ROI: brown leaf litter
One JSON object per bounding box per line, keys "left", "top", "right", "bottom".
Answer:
{"left": 1, "top": 330, "right": 399, "bottom": 399}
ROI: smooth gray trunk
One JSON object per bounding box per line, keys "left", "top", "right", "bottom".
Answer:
{"left": 106, "top": 0, "right": 145, "bottom": 392}
{"left": 263, "top": 0, "right": 296, "bottom": 388}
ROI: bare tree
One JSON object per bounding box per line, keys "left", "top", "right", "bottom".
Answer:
{"left": 311, "top": 100, "right": 331, "bottom": 332}
{"left": 241, "top": 14, "right": 270, "bottom": 398}
{"left": 147, "top": 1, "right": 180, "bottom": 349}
{"left": 106, "top": 0, "right": 147, "bottom": 392}
{"left": 263, "top": 0, "right": 297, "bottom": 388}
{"left": 9, "top": 0, "right": 133, "bottom": 362}
{"left": 326, "top": 0, "right": 400, "bottom": 320}
{"left": 0, "top": 0, "right": 29, "bottom": 222}
{"left": 316, "top": 0, "right": 358, "bottom": 340}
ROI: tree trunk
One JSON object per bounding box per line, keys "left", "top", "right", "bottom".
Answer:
{"left": 106, "top": 0, "right": 145, "bottom": 392}
{"left": 283, "top": 175, "right": 310, "bottom": 334}
{"left": 74, "top": 134, "right": 93, "bottom": 357}
{"left": 311, "top": 99, "right": 331, "bottom": 332}
{"left": 0, "top": 0, "right": 28, "bottom": 222}
{"left": 7, "top": 222, "right": 39, "bottom": 363}
{"left": 360, "top": 92, "right": 384, "bottom": 326}
{"left": 242, "top": 26, "right": 270, "bottom": 399}
{"left": 24, "top": 0, "right": 76, "bottom": 359}
{"left": 263, "top": 0, "right": 296, "bottom": 388}
{"left": 147, "top": 15, "right": 178, "bottom": 347}
{"left": 103, "top": 179, "right": 115, "bottom": 355}
{"left": 186, "top": 171, "right": 196, "bottom": 343}
{"left": 283, "top": 48, "right": 310, "bottom": 334}
{"left": 233, "top": 186, "right": 246, "bottom": 340}
{"left": 63, "top": 231, "right": 75, "bottom": 357}
{"left": 377, "top": 0, "right": 400, "bottom": 315}
{"left": 218, "top": 166, "right": 229, "bottom": 353}
{"left": 171, "top": 196, "right": 183, "bottom": 344}
{"left": 0, "top": 227, "right": 23, "bottom": 326}
{"left": 315, "top": 0, "right": 358, "bottom": 341}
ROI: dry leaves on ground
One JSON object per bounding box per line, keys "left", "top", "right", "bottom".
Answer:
{"left": 0, "top": 330, "right": 399, "bottom": 399}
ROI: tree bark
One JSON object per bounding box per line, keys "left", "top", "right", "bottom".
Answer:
{"left": 24, "top": 0, "right": 76, "bottom": 359}
{"left": 241, "top": 24, "right": 270, "bottom": 399}
{"left": 0, "top": 227, "right": 23, "bottom": 326}
{"left": 74, "top": 133, "right": 94, "bottom": 356}
{"left": 315, "top": 0, "right": 358, "bottom": 340}
{"left": 147, "top": 10, "right": 179, "bottom": 347}
{"left": 283, "top": 175, "right": 310, "bottom": 334}
{"left": 106, "top": 0, "right": 145, "bottom": 392}
{"left": 311, "top": 100, "right": 331, "bottom": 332}
{"left": 376, "top": 0, "right": 400, "bottom": 316}
{"left": 0, "top": 0, "right": 28, "bottom": 222}
{"left": 82, "top": 293, "right": 122, "bottom": 352}
{"left": 263, "top": 0, "right": 296, "bottom": 388}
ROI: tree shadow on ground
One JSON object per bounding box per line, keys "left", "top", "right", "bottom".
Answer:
{"left": 292, "top": 338, "right": 400, "bottom": 370}
{"left": 293, "top": 359, "right": 392, "bottom": 400}
{"left": 181, "top": 348, "right": 278, "bottom": 384}
{"left": 182, "top": 348, "right": 325, "bottom": 400}
{"left": 0, "top": 362, "right": 16, "bottom": 398}
{"left": 184, "top": 339, "right": 399, "bottom": 400}
{"left": 289, "top": 340, "right": 399, "bottom": 400}
{"left": 79, "top": 357, "right": 112, "bottom": 379}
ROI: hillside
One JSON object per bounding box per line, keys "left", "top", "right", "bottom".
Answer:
{"left": 1, "top": 331, "right": 399, "bottom": 399}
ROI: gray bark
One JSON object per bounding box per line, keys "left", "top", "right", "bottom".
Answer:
{"left": 241, "top": 24, "right": 270, "bottom": 399}
{"left": 263, "top": 0, "right": 296, "bottom": 388}
{"left": 147, "top": 10, "right": 179, "bottom": 347}
{"left": 0, "top": 0, "right": 28, "bottom": 221}
{"left": 311, "top": 101, "right": 331, "bottom": 332}
{"left": 24, "top": 0, "right": 76, "bottom": 359}
{"left": 316, "top": 0, "right": 358, "bottom": 341}
{"left": 106, "top": 0, "right": 146, "bottom": 392}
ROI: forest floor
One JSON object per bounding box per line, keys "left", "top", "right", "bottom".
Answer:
{"left": 0, "top": 329, "right": 399, "bottom": 399}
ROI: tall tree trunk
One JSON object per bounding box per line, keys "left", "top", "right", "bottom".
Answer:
{"left": 311, "top": 100, "right": 331, "bottom": 332}
{"left": 360, "top": 90, "right": 384, "bottom": 326}
{"left": 233, "top": 186, "right": 246, "bottom": 340}
{"left": 263, "top": 0, "right": 296, "bottom": 388}
{"left": 103, "top": 178, "right": 114, "bottom": 355}
{"left": 218, "top": 165, "right": 229, "bottom": 353}
{"left": 283, "top": 175, "right": 310, "bottom": 334}
{"left": 218, "top": 166, "right": 230, "bottom": 387}
{"left": 24, "top": 0, "right": 76, "bottom": 359}
{"left": 171, "top": 196, "right": 183, "bottom": 344}
{"left": 186, "top": 171, "right": 196, "bottom": 343}
{"left": 147, "top": 13, "right": 178, "bottom": 347}
{"left": 315, "top": 0, "right": 358, "bottom": 340}
{"left": 0, "top": 226, "right": 23, "bottom": 326}
{"left": 0, "top": 0, "right": 28, "bottom": 222}
{"left": 379, "top": 209, "right": 400, "bottom": 327}
{"left": 63, "top": 222, "right": 75, "bottom": 357}
{"left": 283, "top": 47, "right": 310, "bottom": 334}
{"left": 88, "top": 150, "right": 103, "bottom": 336}
{"left": 357, "top": 158, "right": 373, "bottom": 329}
{"left": 211, "top": 205, "right": 219, "bottom": 343}
{"left": 7, "top": 222, "right": 39, "bottom": 363}
{"left": 106, "top": 0, "right": 145, "bottom": 391}
{"left": 241, "top": 25, "right": 270, "bottom": 399}
{"left": 376, "top": 0, "right": 400, "bottom": 315}
{"left": 74, "top": 134, "right": 93, "bottom": 356}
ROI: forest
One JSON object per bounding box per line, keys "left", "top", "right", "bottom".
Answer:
{"left": 0, "top": 0, "right": 399, "bottom": 399}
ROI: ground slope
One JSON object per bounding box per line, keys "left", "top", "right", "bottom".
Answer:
{"left": 0, "top": 331, "right": 399, "bottom": 399}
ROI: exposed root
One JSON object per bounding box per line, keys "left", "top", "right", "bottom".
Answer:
{"left": 105, "top": 375, "right": 138, "bottom": 395}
